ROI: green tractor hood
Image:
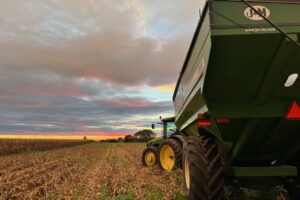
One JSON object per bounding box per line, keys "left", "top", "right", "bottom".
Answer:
{"left": 147, "top": 136, "right": 164, "bottom": 147}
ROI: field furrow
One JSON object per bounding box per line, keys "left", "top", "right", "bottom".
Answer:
{"left": 0, "top": 141, "right": 184, "bottom": 200}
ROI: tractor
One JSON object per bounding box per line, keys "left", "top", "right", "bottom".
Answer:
{"left": 141, "top": 117, "right": 185, "bottom": 171}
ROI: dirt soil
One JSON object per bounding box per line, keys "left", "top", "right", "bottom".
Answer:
{"left": 0, "top": 143, "right": 184, "bottom": 200}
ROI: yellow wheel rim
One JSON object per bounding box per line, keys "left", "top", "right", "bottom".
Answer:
{"left": 145, "top": 151, "right": 156, "bottom": 166}
{"left": 160, "top": 144, "right": 175, "bottom": 171}
{"left": 184, "top": 155, "right": 190, "bottom": 190}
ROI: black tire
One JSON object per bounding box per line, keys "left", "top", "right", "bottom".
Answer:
{"left": 142, "top": 146, "right": 157, "bottom": 167}
{"left": 183, "top": 136, "right": 224, "bottom": 200}
{"left": 158, "top": 138, "right": 182, "bottom": 171}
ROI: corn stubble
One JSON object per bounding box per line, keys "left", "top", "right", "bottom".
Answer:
{"left": 0, "top": 142, "right": 184, "bottom": 200}
{"left": 0, "top": 139, "right": 92, "bottom": 155}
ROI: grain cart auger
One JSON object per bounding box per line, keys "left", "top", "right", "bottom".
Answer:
{"left": 172, "top": 0, "right": 300, "bottom": 199}
{"left": 141, "top": 117, "right": 185, "bottom": 171}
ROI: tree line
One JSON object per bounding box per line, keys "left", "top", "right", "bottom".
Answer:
{"left": 100, "top": 129, "right": 156, "bottom": 143}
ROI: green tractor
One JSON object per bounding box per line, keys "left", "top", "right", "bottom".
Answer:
{"left": 141, "top": 117, "right": 185, "bottom": 171}
{"left": 172, "top": 0, "right": 300, "bottom": 199}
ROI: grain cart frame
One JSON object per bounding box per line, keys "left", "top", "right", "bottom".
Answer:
{"left": 173, "top": 0, "right": 300, "bottom": 199}
{"left": 142, "top": 117, "right": 185, "bottom": 171}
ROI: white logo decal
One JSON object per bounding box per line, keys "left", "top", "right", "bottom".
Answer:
{"left": 244, "top": 6, "right": 270, "bottom": 21}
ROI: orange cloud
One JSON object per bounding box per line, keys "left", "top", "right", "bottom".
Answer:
{"left": 154, "top": 84, "right": 175, "bottom": 92}
{"left": 104, "top": 99, "right": 151, "bottom": 108}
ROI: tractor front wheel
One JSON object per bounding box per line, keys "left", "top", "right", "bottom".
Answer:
{"left": 158, "top": 139, "right": 182, "bottom": 172}
{"left": 142, "top": 146, "right": 157, "bottom": 167}
{"left": 183, "top": 136, "right": 224, "bottom": 200}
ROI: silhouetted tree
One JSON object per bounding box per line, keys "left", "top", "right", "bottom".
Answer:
{"left": 124, "top": 135, "right": 133, "bottom": 142}
{"left": 123, "top": 130, "right": 156, "bottom": 143}
{"left": 134, "top": 129, "right": 156, "bottom": 142}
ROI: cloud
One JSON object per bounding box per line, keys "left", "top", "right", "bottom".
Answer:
{"left": 103, "top": 97, "right": 152, "bottom": 108}
{"left": 0, "top": 95, "right": 173, "bottom": 134}
{"left": 0, "top": 0, "right": 202, "bottom": 86}
{"left": 0, "top": 0, "right": 205, "bottom": 135}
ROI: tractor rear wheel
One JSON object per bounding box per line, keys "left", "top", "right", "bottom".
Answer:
{"left": 158, "top": 139, "right": 182, "bottom": 172}
{"left": 183, "top": 136, "right": 224, "bottom": 200}
{"left": 142, "top": 146, "right": 157, "bottom": 167}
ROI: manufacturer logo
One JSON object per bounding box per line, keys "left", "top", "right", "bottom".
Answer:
{"left": 244, "top": 6, "right": 270, "bottom": 20}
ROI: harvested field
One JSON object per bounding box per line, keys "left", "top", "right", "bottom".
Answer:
{"left": 0, "top": 139, "right": 93, "bottom": 156}
{"left": 0, "top": 142, "right": 184, "bottom": 200}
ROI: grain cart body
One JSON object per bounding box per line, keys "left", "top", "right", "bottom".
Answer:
{"left": 173, "top": 0, "right": 300, "bottom": 195}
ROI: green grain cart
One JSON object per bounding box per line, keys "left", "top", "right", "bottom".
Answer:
{"left": 173, "top": 0, "right": 300, "bottom": 199}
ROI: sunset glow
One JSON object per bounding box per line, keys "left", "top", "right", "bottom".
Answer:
{"left": 0, "top": 134, "right": 126, "bottom": 141}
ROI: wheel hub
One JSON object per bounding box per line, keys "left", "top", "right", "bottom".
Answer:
{"left": 160, "top": 144, "right": 175, "bottom": 171}
{"left": 145, "top": 151, "right": 156, "bottom": 166}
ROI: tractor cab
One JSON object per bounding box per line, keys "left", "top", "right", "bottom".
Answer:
{"left": 148, "top": 116, "right": 176, "bottom": 146}
{"left": 160, "top": 117, "right": 176, "bottom": 139}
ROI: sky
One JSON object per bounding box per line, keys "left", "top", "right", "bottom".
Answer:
{"left": 0, "top": 0, "right": 204, "bottom": 138}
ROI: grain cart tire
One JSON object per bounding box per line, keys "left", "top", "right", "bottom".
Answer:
{"left": 183, "top": 136, "right": 224, "bottom": 200}
{"left": 142, "top": 146, "right": 157, "bottom": 167}
{"left": 158, "top": 139, "right": 182, "bottom": 171}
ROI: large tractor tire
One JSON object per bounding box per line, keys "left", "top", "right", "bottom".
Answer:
{"left": 158, "top": 138, "right": 182, "bottom": 172}
{"left": 183, "top": 136, "right": 224, "bottom": 200}
{"left": 142, "top": 146, "right": 157, "bottom": 167}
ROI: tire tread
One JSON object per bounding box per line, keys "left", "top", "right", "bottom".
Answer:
{"left": 183, "top": 136, "right": 224, "bottom": 200}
